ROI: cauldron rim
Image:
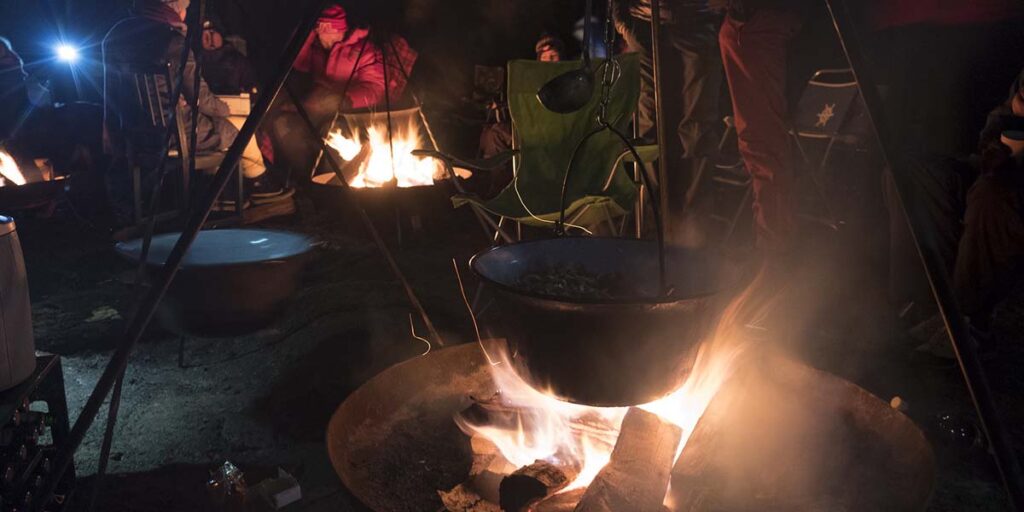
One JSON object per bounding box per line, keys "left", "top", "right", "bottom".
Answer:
{"left": 114, "top": 228, "right": 314, "bottom": 268}
{"left": 470, "top": 237, "right": 739, "bottom": 306}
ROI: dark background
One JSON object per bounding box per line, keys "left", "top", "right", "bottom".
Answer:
{"left": 0, "top": 0, "right": 589, "bottom": 106}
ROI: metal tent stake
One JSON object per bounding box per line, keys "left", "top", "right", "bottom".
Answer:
{"left": 825, "top": 0, "right": 1024, "bottom": 509}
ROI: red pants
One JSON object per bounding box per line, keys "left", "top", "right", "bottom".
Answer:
{"left": 719, "top": 10, "right": 802, "bottom": 251}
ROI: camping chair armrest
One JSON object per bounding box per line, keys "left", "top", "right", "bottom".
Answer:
{"left": 411, "top": 149, "right": 518, "bottom": 173}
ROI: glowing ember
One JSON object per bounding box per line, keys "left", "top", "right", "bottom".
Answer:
{"left": 0, "top": 151, "right": 26, "bottom": 187}
{"left": 325, "top": 117, "right": 445, "bottom": 188}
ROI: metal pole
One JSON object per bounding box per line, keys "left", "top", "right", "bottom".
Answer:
{"left": 649, "top": 0, "right": 671, "bottom": 240}
{"left": 39, "top": 1, "right": 328, "bottom": 506}
{"left": 825, "top": 1, "right": 1024, "bottom": 508}
{"left": 284, "top": 83, "right": 445, "bottom": 346}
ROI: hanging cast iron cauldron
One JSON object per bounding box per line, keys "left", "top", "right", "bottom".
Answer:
{"left": 471, "top": 237, "right": 740, "bottom": 407}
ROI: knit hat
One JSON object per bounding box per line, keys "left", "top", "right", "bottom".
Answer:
{"left": 318, "top": 5, "right": 348, "bottom": 29}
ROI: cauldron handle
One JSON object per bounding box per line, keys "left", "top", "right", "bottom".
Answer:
{"left": 556, "top": 121, "right": 667, "bottom": 295}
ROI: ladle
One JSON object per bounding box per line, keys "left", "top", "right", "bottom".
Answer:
{"left": 536, "top": 0, "right": 594, "bottom": 113}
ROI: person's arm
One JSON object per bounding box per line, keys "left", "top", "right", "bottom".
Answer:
{"left": 169, "top": 33, "right": 230, "bottom": 117}
{"left": 344, "top": 55, "right": 387, "bottom": 109}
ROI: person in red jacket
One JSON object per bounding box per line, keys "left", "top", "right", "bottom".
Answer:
{"left": 260, "top": 4, "right": 417, "bottom": 179}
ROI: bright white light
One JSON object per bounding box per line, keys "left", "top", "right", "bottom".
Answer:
{"left": 55, "top": 44, "right": 80, "bottom": 63}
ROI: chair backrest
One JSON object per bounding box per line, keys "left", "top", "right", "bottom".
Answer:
{"left": 503, "top": 53, "right": 641, "bottom": 215}
{"left": 791, "top": 69, "right": 861, "bottom": 140}
{"left": 104, "top": 61, "right": 188, "bottom": 158}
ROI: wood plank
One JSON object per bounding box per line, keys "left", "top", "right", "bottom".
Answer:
{"left": 574, "top": 408, "right": 681, "bottom": 512}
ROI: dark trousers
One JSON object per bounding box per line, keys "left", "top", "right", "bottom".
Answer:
{"left": 619, "top": 12, "right": 723, "bottom": 227}
{"left": 719, "top": 9, "right": 802, "bottom": 251}
{"left": 260, "top": 82, "right": 344, "bottom": 179}
{"left": 885, "top": 156, "right": 1024, "bottom": 328}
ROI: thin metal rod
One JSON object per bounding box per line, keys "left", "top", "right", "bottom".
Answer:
{"left": 89, "top": 2, "right": 208, "bottom": 508}
{"left": 649, "top": 0, "right": 671, "bottom": 239}
{"left": 39, "top": 2, "right": 327, "bottom": 506}
{"left": 825, "top": 1, "right": 1024, "bottom": 508}
{"left": 284, "top": 83, "right": 445, "bottom": 346}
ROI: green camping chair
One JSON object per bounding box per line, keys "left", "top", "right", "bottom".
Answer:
{"left": 420, "top": 53, "right": 658, "bottom": 241}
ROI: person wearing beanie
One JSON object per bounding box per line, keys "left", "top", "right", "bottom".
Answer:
{"left": 258, "top": 3, "right": 418, "bottom": 180}
{"left": 102, "top": 0, "right": 290, "bottom": 220}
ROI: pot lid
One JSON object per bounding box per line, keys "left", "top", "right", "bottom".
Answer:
{"left": 115, "top": 229, "right": 313, "bottom": 267}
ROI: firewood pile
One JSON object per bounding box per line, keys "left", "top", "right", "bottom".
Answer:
{"left": 440, "top": 397, "right": 681, "bottom": 512}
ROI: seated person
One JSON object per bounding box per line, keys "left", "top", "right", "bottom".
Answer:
{"left": 102, "top": 0, "right": 289, "bottom": 220}
{"left": 887, "top": 69, "right": 1024, "bottom": 357}
{"left": 259, "top": 4, "right": 417, "bottom": 180}
{"left": 198, "top": 21, "right": 257, "bottom": 95}
{"left": 475, "top": 34, "right": 565, "bottom": 196}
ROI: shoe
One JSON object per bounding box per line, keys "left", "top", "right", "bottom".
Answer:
{"left": 246, "top": 174, "right": 295, "bottom": 205}
{"left": 211, "top": 197, "right": 251, "bottom": 212}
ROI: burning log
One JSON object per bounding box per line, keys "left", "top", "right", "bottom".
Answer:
{"left": 498, "top": 459, "right": 580, "bottom": 512}
{"left": 440, "top": 435, "right": 516, "bottom": 511}
{"left": 532, "top": 489, "right": 585, "bottom": 512}
{"left": 573, "top": 408, "right": 681, "bottom": 512}
{"left": 439, "top": 484, "right": 501, "bottom": 512}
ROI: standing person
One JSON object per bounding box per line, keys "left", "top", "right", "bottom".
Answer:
{"left": 258, "top": 4, "right": 417, "bottom": 179}
{"left": 613, "top": 0, "right": 723, "bottom": 228}
{"left": 712, "top": 0, "right": 807, "bottom": 254}
{"left": 103, "top": 0, "right": 289, "bottom": 220}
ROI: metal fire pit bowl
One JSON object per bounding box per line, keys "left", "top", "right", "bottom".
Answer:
{"left": 115, "top": 229, "right": 314, "bottom": 336}
{"left": 470, "top": 237, "right": 740, "bottom": 406}
{"left": 0, "top": 176, "right": 68, "bottom": 211}
{"left": 326, "top": 344, "right": 935, "bottom": 512}
{"left": 309, "top": 172, "right": 448, "bottom": 217}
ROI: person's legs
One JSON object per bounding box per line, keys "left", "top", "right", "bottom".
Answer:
{"left": 954, "top": 173, "right": 1024, "bottom": 330}
{"left": 265, "top": 85, "right": 344, "bottom": 180}
{"left": 671, "top": 15, "right": 723, "bottom": 162}
{"left": 719, "top": 9, "right": 801, "bottom": 252}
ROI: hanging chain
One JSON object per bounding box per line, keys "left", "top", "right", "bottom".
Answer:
{"left": 597, "top": 0, "right": 622, "bottom": 125}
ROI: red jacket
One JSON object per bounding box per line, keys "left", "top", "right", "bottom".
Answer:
{"left": 867, "top": 0, "right": 1021, "bottom": 30}
{"left": 293, "top": 29, "right": 417, "bottom": 109}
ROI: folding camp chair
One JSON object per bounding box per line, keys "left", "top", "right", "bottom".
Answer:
{"left": 420, "top": 53, "right": 658, "bottom": 242}
{"left": 688, "top": 68, "right": 871, "bottom": 245}
{"left": 104, "top": 61, "right": 243, "bottom": 228}
{"left": 789, "top": 68, "right": 871, "bottom": 229}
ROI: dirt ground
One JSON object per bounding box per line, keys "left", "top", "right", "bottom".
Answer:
{"left": 13, "top": 186, "right": 1024, "bottom": 511}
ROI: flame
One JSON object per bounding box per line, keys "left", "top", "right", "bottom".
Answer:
{"left": 457, "top": 335, "right": 746, "bottom": 495}
{"left": 0, "top": 151, "right": 26, "bottom": 187}
{"left": 325, "top": 117, "right": 445, "bottom": 188}
{"left": 456, "top": 272, "right": 771, "bottom": 506}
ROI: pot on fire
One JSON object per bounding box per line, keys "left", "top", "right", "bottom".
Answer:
{"left": 470, "top": 237, "right": 741, "bottom": 407}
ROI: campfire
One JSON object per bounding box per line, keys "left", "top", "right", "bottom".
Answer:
{"left": 0, "top": 150, "right": 27, "bottom": 188}
{"left": 325, "top": 111, "right": 446, "bottom": 189}
{"left": 441, "top": 297, "right": 750, "bottom": 512}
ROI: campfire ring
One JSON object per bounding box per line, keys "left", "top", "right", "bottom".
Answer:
{"left": 327, "top": 343, "right": 935, "bottom": 512}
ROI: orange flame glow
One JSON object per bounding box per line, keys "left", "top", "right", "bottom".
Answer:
{"left": 325, "top": 118, "right": 445, "bottom": 188}
{"left": 457, "top": 333, "right": 747, "bottom": 496}
{"left": 0, "top": 151, "right": 26, "bottom": 187}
